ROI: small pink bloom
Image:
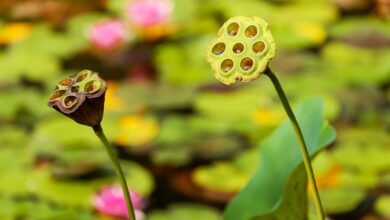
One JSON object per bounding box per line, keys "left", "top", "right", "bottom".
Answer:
{"left": 126, "top": 0, "right": 173, "bottom": 27}
{"left": 88, "top": 19, "right": 128, "bottom": 51}
{"left": 93, "top": 185, "right": 146, "bottom": 219}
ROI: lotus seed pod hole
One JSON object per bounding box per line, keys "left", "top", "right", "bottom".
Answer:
{"left": 245, "top": 25, "right": 258, "bottom": 38}
{"left": 50, "top": 90, "right": 66, "bottom": 100}
{"left": 253, "top": 41, "right": 266, "bottom": 54}
{"left": 85, "top": 80, "right": 100, "bottom": 94}
{"left": 227, "top": 22, "right": 239, "bottom": 36}
{"left": 71, "top": 86, "right": 79, "bottom": 93}
{"left": 76, "top": 71, "right": 90, "bottom": 82}
{"left": 221, "top": 59, "right": 234, "bottom": 73}
{"left": 233, "top": 43, "right": 244, "bottom": 54}
{"left": 212, "top": 43, "right": 226, "bottom": 55}
{"left": 58, "top": 78, "right": 73, "bottom": 87}
{"left": 241, "top": 57, "right": 254, "bottom": 71}
{"left": 63, "top": 96, "right": 78, "bottom": 108}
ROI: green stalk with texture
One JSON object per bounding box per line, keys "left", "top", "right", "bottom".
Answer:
{"left": 93, "top": 124, "right": 137, "bottom": 220}
{"left": 265, "top": 68, "right": 325, "bottom": 220}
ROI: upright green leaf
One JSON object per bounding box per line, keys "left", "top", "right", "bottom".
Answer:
{"left": 224, "top": 98, "right": 336, "bottom": 220}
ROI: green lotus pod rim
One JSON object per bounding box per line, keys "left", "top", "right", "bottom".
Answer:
{"left": 206, "top": 16, "right": 276, "bottom": 85}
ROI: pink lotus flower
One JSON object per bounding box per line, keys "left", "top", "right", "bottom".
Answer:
{"left": 88, "top": 19, "right": 128, "bottom": 51}
{"left": 93, "top": 185, "right": 146, "bottom": 219}
{"left": 126, "top": 0, "right": 173, "bottom": 27}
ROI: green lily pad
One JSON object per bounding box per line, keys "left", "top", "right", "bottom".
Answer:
{"left": 49, "top": 148, "right": 109, "bottom": 180}
{"left": 194, "top": 88, "right": 265, "bottom": 122}
{"left": 0, "top": 196, "right": 101, "bottom": 220}
{"left": 154, "top": 37, "right": 215, "bottom": 86}
{"left": 331, "top": 127, "right": 390, "bottom": 174}
{"left": 0, "top": 87, "right": 53, "bottom": 121}
{"left": 155, "top": 116, "right": 191, "bottom": 145}
{"left": 192, "top": 162, "right": 249, "bottom": 193}
{"left": 0, "top": 143, "right": 153, "bottom": 207}
{"left": 0, "top": 50, "right": 60, "bottom": 84}
{"left": 0, "top": 23, "right": 92, "bottom": 84}
{"left": 194, "top": 136, "right": 243, "bottom": 160}
{"left": 375, "top": 195, "right": 390, "bottom": 218}
{"left": 11, "top": 25, "right": 85, "bottom": 59}
{"left": 31, "top": 116, "right": 100, "bottom": 149}
{"left": 156, "top": 115, "right": 234, "bottom": 147}
{"left": 147, "top": 84, "right": 196, "bottom": 110}
{"left": 34, "top": 161, "right": 153, "bottom": 208}
{"left": 320, "top": 188, "right": 365, "bottom": 214}
{"left": 117, "top": 83, "right": 196, "bottom": 112}
{"left": 233, "top": 147, "right": 260, "bottom": 175}
{"left": 330, "top": 17, "right": 390, "bottom": 40}
{"left": 191, "top": 146, "right": 258, "bottom": 193}
{"left": 321, "top": 42, "right": 390, "bottom": 86}
{"left": 148, "top": 203, "right": 221, "bottom": 220}
{"left": 0, "top": 126, "right": 28, "bottom": 148}
{"left": 224, "top": 98, "right": 336, "bottom": 220}
{"left": 152, "top": 146, "right": 192, "bottom": 167}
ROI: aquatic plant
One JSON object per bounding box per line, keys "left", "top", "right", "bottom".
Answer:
{"left": 207, "top": 16, "right": 330, "bottom": 220}
{"left": 48, "top": 70, "right": 138, "bottom": 220}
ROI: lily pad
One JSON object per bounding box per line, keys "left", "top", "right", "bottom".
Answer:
{"left": 194, "top": 88, "right": 265, "bottom": 122}
{"left": 31, "top": 116, "right": 100, "bottom": 149}
{"left": 0, "top": 197, "right": 97, "bottom": 220}
{"left": 0, "top": 144, "right": 153, "bottom": 208}
{"left": 320, "top": 188, "right": 365, "bottom": 214}
{"left": 331, "top": 127, "right": 390, "bottom": 174}
{"left": 224, "top": 98, "right": 336, "bottom": 220}
{"left": 0, "top": 126, "right": 28, "bottom": 148}
{"left": 147, "top": 203, "right": 221, "bottom": 220}
{"left": 192, "top": 162, "right": 249, "bottom": 193}
{"left": 0, "top": 87, "right": 53, "bottom": 121}
{"left": 321, "top": 42, "right": 390, "bottom": 86}
{"left": 330, "top": 17, "right": 390, "bottom": 41}
{"left": 375, "top": 195, "right": 390, "bottom": 218}
{"left": 154, "top": 37, "right": 215, "bottom": 86}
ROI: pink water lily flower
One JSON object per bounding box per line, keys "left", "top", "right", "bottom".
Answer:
{"left": 93, "top": 185, "right": 146, "bottom": 219}
{"left": 126, "top": 0, "right": 173, "bottom": 27}
{"left": 88, "top": 19, "right": 129, "bottom": 51}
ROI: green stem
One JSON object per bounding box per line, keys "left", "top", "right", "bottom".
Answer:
{"left": 93, "top": 124, "right": 136, "bottom": 220}
{"left": 264, "top": 68, "right": 325, "bottom": 220}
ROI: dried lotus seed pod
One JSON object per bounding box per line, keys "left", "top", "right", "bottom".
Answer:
{"left": 48, "top": 70, "right": 107, "bottom": 127}
{"left": 206, "top": 16, "right": 276, "bottom": 85}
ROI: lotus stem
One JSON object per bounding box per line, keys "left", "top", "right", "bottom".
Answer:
{"left": 265, "top": 68, "right": 325, "bottom": 220}
{"left": 93, "top": 124, "right": 137, "bottom": 220}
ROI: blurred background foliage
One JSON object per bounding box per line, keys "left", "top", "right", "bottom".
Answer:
{"left": 0, "top": 0, "right": 389, "bottom": 219}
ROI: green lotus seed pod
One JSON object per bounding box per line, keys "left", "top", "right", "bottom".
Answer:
{"left": 206, "top": 16, "right": 276, "bottom": 85}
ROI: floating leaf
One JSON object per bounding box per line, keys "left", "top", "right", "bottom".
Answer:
{"left": 155, "top": 37, "right": 215, "bottom": 86}
{"left": 375, "top": 195, "right": 390, "bottom": 218}
{"left": 0, "top": 126, "right": 28, "bottom": 148}
{"left": 322, "top": 42, "right": 390, "bottom": 86}
{"left": 0, "top": 197, "right": 100, "bottom": 220}
{"left": 320, "top": 188, "right": 365, "bottom": 214}
{"left": 192, "top": 162, "right": 249, "bottom": 193}
{"left": 330, "top": 17, "right": 390, "bottom": 40}
{"left": 331, "top": 127, "right": 390, "bottom": 174}
{"left": 194, "top": 88, "right": 263, "bottom": 122}
{"left": 148, "top": 203, "right": 221, "bottom": 220}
